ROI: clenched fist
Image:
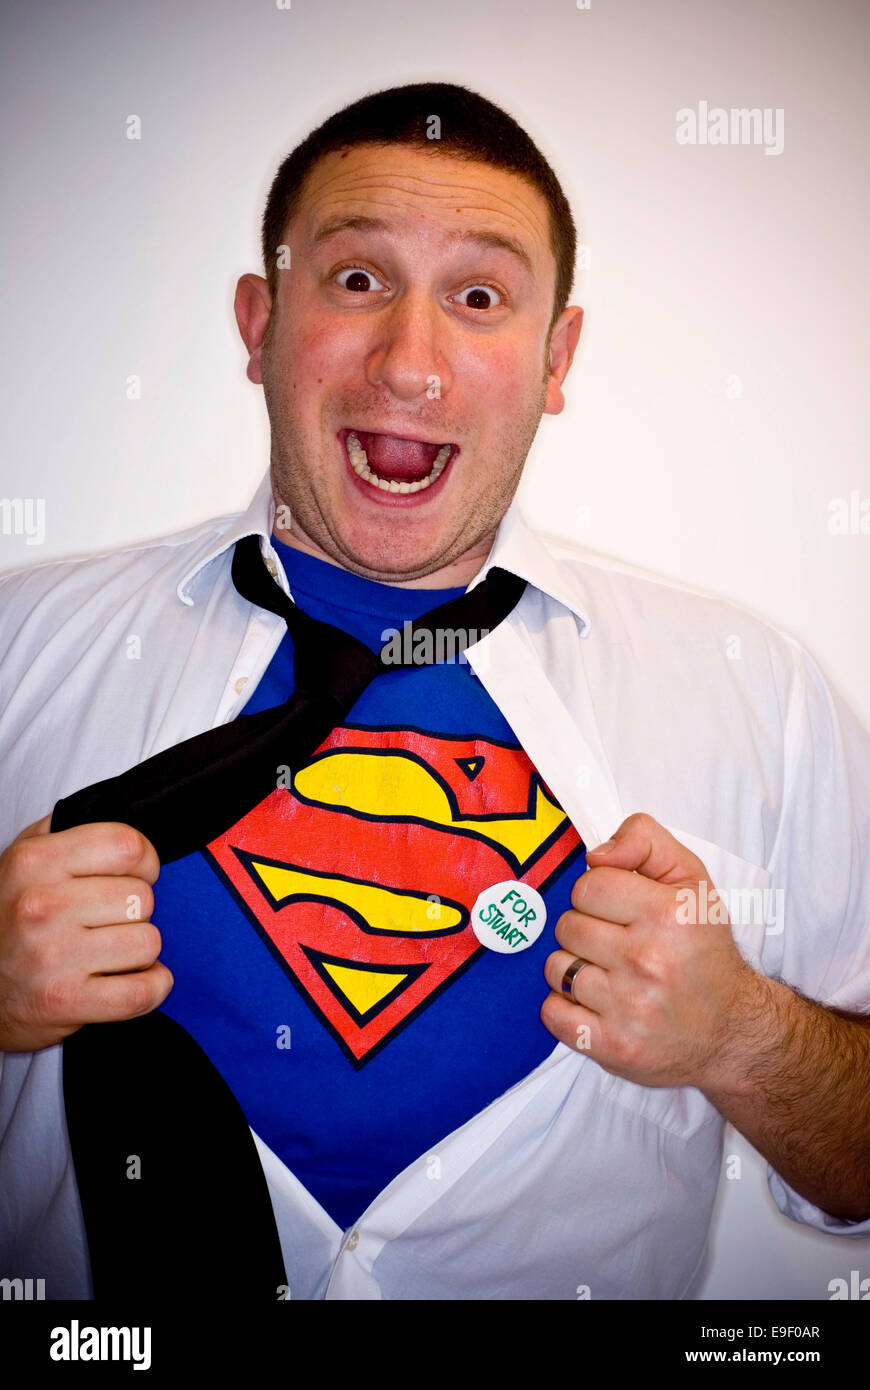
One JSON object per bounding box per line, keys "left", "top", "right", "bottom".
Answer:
{"left": 541, "top": 812, "right": 763, "bottom": 1091}
{"left": 0, "top": 816, "right": 173, "bottom": 1052}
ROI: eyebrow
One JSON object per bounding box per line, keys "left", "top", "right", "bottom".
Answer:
{"left": 309, "top": 215, "right": 535, "bottom": 278}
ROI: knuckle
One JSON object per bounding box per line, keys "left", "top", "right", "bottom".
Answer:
{"left": 142, "top": 841, "right": 161, "bottom": 883}
{"left": 553, "top": 912, "right": 574, "bottom": 947}
{"left": 570, "top": 876, "right": 588, "bottom": 910}
{"left": 618, "top": 1039, "right": 643, "bottom": 1072}
{"left": 154, "top": 963, "right": 174, "bottom": 1002}
{"left": 4, "top": 840, "right": 43, "bottom": 884}
{"left": 124, "top": 975, "right": 155, "bottom": 1017}
{"left": 635, "top": 943, "right": 671, "bottom": 985}
{"left": 15, "top": 887, "right": 51, "bottom": 926}
{"left": 136, "top": 884, "right": 155, "bottom": 920}
{"left": 540, "top": 993, "right": 561, "bottom": 1031}
{"left": 109, "top": 824, "right": 146, "bottom": 870}
{"left": 610, "top": 1022, "right": 644, "bottom": 1069}
{"left": 137, "top": 921, "right": 162, "bottom": 960}
{"left": 544, "top": 952, "right": 562, "bottom": 989}
{"left": 30, "top": 976, "right": 72, "bottom": 1023}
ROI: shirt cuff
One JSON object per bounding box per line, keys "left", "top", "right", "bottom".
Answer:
{"left": 768, "top": 1166, "right": 870, "bottom": 1237}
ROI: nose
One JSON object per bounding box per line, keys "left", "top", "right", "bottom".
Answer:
{"left": 365, "top": 286, "right": 451, "bottom": 403}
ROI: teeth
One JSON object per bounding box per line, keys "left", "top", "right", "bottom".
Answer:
{"left": 346, "top": 432, "right": 451, "bottom": 494}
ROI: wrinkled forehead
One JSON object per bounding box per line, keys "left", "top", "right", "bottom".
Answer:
{"left": 290, "top": 143, "right": 555, "bottom": 283}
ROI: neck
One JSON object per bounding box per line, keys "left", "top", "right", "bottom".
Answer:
{"left": 271, "top": 512, "right": 494, "bottom": 589}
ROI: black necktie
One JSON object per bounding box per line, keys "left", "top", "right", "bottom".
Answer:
{"left": 52, "top": 535, "right": 526, "bottom": 1300}
{"left": 51, "top": 534, "right": 526, "bottom": 862}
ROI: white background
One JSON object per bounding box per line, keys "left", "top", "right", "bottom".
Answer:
{"left": 2, "top": 0, "right": 869, "bottom": 1299}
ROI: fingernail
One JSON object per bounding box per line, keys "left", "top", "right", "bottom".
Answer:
{"left": 587, "top": 840, "right": 615, "bottom": 855}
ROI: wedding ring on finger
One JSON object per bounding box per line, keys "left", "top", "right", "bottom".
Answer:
{"left": 561, "top": 956, "right": 592, "bottom": 1001}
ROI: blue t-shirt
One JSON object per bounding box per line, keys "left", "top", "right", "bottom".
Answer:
{"left": 153, "top": 539, "right": 586, "bottom": 1229}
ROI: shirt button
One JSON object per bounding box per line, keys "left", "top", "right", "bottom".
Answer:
{"left": 234, "top": 676, "right": 249, "bottom": 694}
{"left": 345, "top": 1230, "right": 359, "bottom": 1252}
{"left": 265, "top": 558, "right": 278, "bottom": 579}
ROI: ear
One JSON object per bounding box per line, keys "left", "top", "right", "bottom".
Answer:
{"left": 234, "top": 274, "right": 273, "bottom": 385}
{"left": 543, "top": 306, "right": 584, "bottom": 415}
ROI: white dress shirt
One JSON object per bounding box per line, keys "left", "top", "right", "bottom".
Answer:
{"left": 1, "top": 471, "right": 869, "bottom": 1300}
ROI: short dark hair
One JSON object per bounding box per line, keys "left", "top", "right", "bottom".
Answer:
{"left": 261, "top": 82, "right": 577, "bottom": 334}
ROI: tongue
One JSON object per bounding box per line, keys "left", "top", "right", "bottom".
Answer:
{"left": 356, "top": 431, "right": 441, "bottom": 481}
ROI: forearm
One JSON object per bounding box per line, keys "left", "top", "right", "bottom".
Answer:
{"left": 699, "top": 971, "right": 870, "bottom": 1221}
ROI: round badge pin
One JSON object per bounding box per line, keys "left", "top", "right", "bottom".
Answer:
{"left": 470, "top": 880, "right": 547, "bottom": 954}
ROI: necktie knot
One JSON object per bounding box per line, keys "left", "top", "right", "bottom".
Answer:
{"left": 231, "top": 534, "right": 527, "bottom": 686}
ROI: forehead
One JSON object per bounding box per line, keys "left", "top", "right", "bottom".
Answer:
{"left": 293, "top": 143, "right": 554, "bottom": 280}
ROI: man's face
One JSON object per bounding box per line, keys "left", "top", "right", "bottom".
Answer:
{"left": 236, "top": 142, "right": 582, "bottom": 584}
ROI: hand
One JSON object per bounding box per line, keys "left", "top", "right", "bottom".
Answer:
{"left": 0, "top": 816, "right": 173, "bottom": 1052}
{"left": 541, "top": 813, "right": 763, "bottom": 1089}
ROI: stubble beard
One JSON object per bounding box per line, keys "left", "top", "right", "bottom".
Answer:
{"left": 261, "top": 334, "right": 550, "bottom": 584}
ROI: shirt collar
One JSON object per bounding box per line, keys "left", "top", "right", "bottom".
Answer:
{"left": 176, "top": 472, "right": 280, "bottom": 606}
{"left": 470, "top": 495, "right": 591, "bottom": 636}
{"left": 177, "top": 470, "right": 591, "bottom": 636}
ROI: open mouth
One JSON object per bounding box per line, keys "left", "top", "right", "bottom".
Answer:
{"left": 340, "top": 428, "right": 457, "bottom": 497}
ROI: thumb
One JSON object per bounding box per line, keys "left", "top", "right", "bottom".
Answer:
{"left": 585, "top": 813, "right": 711, "bottom": 886}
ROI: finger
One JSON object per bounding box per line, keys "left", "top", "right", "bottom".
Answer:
{"left": 13, "top": 876, "right": 155, "bottom": 934}
{"left": 554, "top": 907, "right": 625, "bottom": 967}
{"left": 80, "top": 921, "right": 163, "bottom": 975}
{"left": 59, "top": 823, "right": 161, "bottom": 886}
{"left": 544, "top": 950, "right": 609, "bottom": 1011}
{"left": 5, "top": 822, "right": 160, "bottom": 888}
{"left": 585, "top": 813, "right": 710, "bottom": 885}
{"left": 571, "top": 865, "right": 677, "bottom": 926}
{"left": 78, "top": 962, "right": 175, "bottom": 1025}
{"left": 540, "top": 989, "right": 603, "bottom": 1055}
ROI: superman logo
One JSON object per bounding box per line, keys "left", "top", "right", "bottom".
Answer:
{"left": 205, "top": 725, "right": 584, "bottom": 1067}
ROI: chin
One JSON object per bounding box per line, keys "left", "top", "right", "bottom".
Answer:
{"left": 341, "top": 537, "right": 450, "bottom": 583}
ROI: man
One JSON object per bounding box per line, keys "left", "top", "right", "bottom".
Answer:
{"left": 1, "top": 82, "right": 869, "bottom": 1301}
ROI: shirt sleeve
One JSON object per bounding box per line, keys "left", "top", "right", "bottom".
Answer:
{"left": 760, "top": 638, "right": 870, "bottom": 1235}
{"left": 767, "top": 1169, "right": 870, "bottom": 1237}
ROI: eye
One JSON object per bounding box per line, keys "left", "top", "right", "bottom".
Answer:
{"left": 334, "top": 266, "right": 386, "bottom": 293}
{"left": 454, "top": 284, "right": 504, "bottom": 311}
